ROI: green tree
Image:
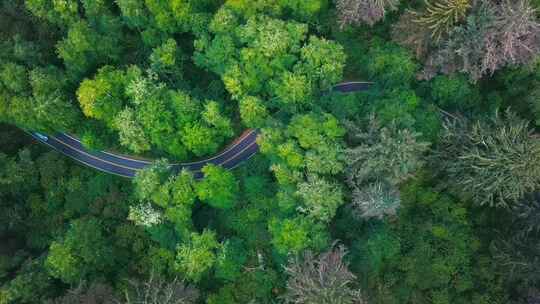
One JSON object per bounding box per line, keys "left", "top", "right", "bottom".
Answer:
{"left": 56, "top": 20, "right": 123, "bottom": 79}
{"left": 175, "top": 230, "right": 220, "bottom": 282}
{"left": 239, "top": 96, "right": 268, "bottom": 128}
{"left": 345, "top": 116, "right": 430, "bottom": 187}
{"left": 114, "top": 107, "right": 152, "bottom": 153}
{"left": 45, "top": 218, "right": 115, "bottom": 284}
{"left": 150, "top": 38, "right": 184, "bottom": 80}
{"left": 435, "top": 110, "right": 540, "bottom": 207}
{"left": 353, "top": 176, "right": 506, "bottom": 303}
{"left": 196, "top": 164, "right": 239, "bottom": 209}
{"left": 24, "top": 0, "right": 80, "bottom": 26}
{"left": 77, "top": 66, "right": 126, "bottom": 125}
{"left": 194, "top": 13, "right": 345, "bottom": 113}
{"left": 296, "top": 174, "right": 344, "bottom": 223}
{"left": 214, "top": 238, "right": 247, "bottom": 282}
{"left": 268, "top": 216, "right": 329, "bottom": 255}
{"left": 133, "top": 159, "right": 172, "bottom": 202}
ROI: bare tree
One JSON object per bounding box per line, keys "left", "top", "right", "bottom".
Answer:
{"left": 419, "top": 0, "right": 540, "bottom": 81}
{"left": 337, "top": 0, "right": 399, "bottom": 27}
{"left": 392, "top": 10, "right": 433, "bottom": 58}
{"left": 488, "top": 0, "right": 540, "bottom": 69}
{"left": 123, "top": 274, "right": 198, "bottom": 304}
{"left": 45, "top": 282, "right": 118, "bottom": 304}
{"left": 282, "top": 244, "right": 366, "bottom": 304}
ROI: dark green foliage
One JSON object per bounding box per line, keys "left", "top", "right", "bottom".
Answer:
{"left": 45, "top": 282, "right": 118, "bottom": 304}
{"left": 428, "top": 74, "right": 481, "bottom": 111}
{"left": 0, "top": 1, "right": 538, "bottom": 303}
{"left": 434, "top": 111, "right": 540, "bottom": 207}
{"left": 352, "top": 175, "right": 507, "bottom": 304}
{"left": 45, "top": 217, "right": 116, "bottom": 284}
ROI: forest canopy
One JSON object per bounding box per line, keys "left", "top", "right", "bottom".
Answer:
{"left": 1, "top": 0, "right": 539, "bottom": 303}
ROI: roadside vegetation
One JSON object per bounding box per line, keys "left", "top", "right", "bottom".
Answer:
{"left": 1, "top": 0, "right": 539, "bottom": 303}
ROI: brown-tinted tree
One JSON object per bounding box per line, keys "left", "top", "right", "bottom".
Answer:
{"left": 419, "top": 0, "right": 540, "bottom": 80}
{"left": 282, "top": 244, "right": 365, "bottom": 304}
{"left": 336, "top": 0, "right": 399, "bottom": 27}
{"left": 45, "top": 282, "right": 118, "bottom": 304}
{"left": 123, "top": 274, "right": 198, "bottom": 304}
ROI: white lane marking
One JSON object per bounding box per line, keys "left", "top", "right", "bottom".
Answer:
{"left": 35, "top": 138, "right": 133, "bottom": 178}
{"left": 52, "top": 136, "right": 144, "bottom": 171}
{"left": 63, "top": 129, "right": 257, "bottom": 166}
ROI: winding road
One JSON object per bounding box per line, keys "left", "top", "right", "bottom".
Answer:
{"left": 30, "top": 81, "right": 372, "bottom": 178}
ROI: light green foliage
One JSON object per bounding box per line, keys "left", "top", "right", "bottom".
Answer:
{"left": 170, "top": 170, "right": 197, "bottom": 207}
{"left": 298, "top": 36, "right": 345, "bottom": 90}
{"left": 223, "top": 0, "right": 327, "bottom": 21}
{"left": 134, "top": 159, "right": 172, "bottom": 202}
{"left": 196, "top": 164, "right": 239, "bottom": 209}
{"left": 195, "top": 13, "right": 345, "bottom": 113}
{"left": 268, "top": 216, "right": 329, "bottom": 255}
{"left": 24, "top": 0, "right": 79, "bottom": 26}
{"left": 296, "top": 175, "right": 344, "bottom": 223}
{"left": 77, "top": 66, "right": 232, "bottom": 158}
{"left": 175, "top": 230, "right": 220, "bottom": 282}
{"left": 239, "top": 96, "right": 269, "bottom": 128}
{"left": 435, "top": 110, "right": 540, "bottom": 207}
{"left": 128, "top": 202, "right": 163, "bottom": 227}
{"left": 0, "top": 63, "right": 29, "bottom": 94}
{"left": 150, "top": 38, "right": 184, "bottom": 79}
{"left": 77, "top": 66, "right": 126, "bottom": 124}
{"left": 117, "top": 0, "right": 216, "bottom": 35}
{"left": 114, "top": 107, "right": 152, "bottom": 153}
{"left": 202, "top": 101, "right": 234, "bottom": 138}
{"left": 365, "top": 40, "right": 418, "bottom": 88}
{"left": 285, "top": 113, "right": 346, "bottom": 174}
{"left": 45, "top": 242, "right": 81, "bottom": 284}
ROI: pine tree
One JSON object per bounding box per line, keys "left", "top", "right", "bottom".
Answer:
{"left": 413, "top": 0, "right": 472, "bottom": 41}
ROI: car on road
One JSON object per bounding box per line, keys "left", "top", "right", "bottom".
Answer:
{"left": 34, "top": 132, "right": 49, "bottom": 142}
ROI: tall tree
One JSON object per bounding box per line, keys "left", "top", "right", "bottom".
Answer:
{"left": 336, "top": 0, "right": 399, "bottom": 27}
{"left": 434, "top": 110, "right": 540, "bottom": 207}
{"left": 282, "top": 244, "right": 365, "bottom": 304}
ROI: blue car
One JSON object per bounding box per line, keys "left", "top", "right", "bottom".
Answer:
{"left": 34, "top": 132, "right": 49, "bottom": 142}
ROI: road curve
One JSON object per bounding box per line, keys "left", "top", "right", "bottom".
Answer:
{"left": 30, "top": 81, "right": 373, "bottom": 178}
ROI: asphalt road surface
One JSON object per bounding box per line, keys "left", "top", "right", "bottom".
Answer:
{"left": 30, "top": 81, "right": 373, "bottom": 178}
